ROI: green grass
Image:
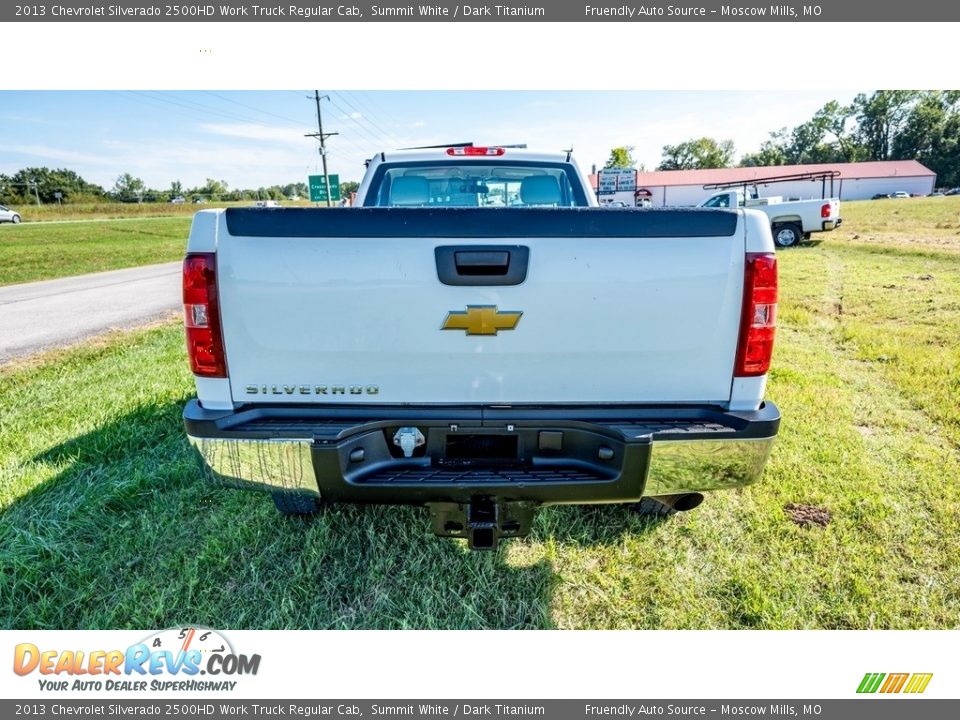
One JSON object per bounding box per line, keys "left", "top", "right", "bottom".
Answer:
{"left": 839, "top": 195, "right": 960, "bottom": 252}
{"left": 0, "top": 218, "right": 191, "bottom": 286}
{"left": 1, "top": 203, "right": 959, "bottom": 629}
{"left": 0, "top": 203, "right": 335, "bottom": 286}
{"left": 2, "top": 200, "right": 319, "bottom": 223}
{"left": 2, "top": 202, "right": 207, "bottom": 222}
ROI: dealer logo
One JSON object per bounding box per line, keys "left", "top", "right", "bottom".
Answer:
{"left": 13, "top": 626, "right": 260, "bottom": 693}
{"left": 857, "top": 672, "right": 933, "bottom": 694}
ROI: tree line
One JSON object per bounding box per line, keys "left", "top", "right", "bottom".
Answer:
{"left": 603, "top": 90, "right": 960, "bottom": 188}
{"left": 0, "top": 168, "right": 360, "bottom": 205}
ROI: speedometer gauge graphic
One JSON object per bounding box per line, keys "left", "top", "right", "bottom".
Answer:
{"left": 140, "top": 627, "right": 234, "bottom": 659}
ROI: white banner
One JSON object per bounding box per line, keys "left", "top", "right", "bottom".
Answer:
{"left": 2, "top": 630, "right": 954, "bottom": 700}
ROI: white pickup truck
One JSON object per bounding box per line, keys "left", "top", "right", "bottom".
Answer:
{"left": 698, "top": 188, "right": 841, "bottom": 247}
{"left": 182, "top": 147, "right": 781, "bottom": 550}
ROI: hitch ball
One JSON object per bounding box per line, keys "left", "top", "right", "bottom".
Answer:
{"left": 393, "top": 427, "right": 426, "bottom": 458}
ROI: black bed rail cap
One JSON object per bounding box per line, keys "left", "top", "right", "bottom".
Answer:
{"left": 223, "top": 207, "right": 739, "bottom": 239}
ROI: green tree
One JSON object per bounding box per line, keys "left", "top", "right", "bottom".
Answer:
{"left": 740, "top": 102, "right": 860, "bottom": 167}
{"left": 170, "top": 180, "right": 183, "bottom": 197}
{"left": 0, "top": 174, "right": 21, "bottom": 204}
{"left": 658, "top": 137, "right": 735, "bottom": 170}
{"left": 784, "top": 119, "right": 840, "bottom": 164}
{"left": 739, "top": 130, "right": 789, "bottom": 167}
{"left": 853, "top": 90, "right": 919, "bottom": 160}
{"left": 3, "top": 167, "right": 104, "bottom": 203}
{"left": 812, "top": 100, "right": 861, "bottom": 162}
{"left": 192, "top": 178, "right": 229, "bottom": 200}
{"left": 340, "top": 181, "right": 360, "bottom": 198}
{"left": 738, "top": 91, "right": 960, "bottom": 183}
{"left": 892, "top": 91, "right": 960, "bottom": 187}
{"left": 604, "top": 146, "right": 637, "bottom": 169}
{"left": 281, "top": 182, "right": 309, "bottom": 199}
{"left": 113, "top": 173, "right": 146, "bottom": 202}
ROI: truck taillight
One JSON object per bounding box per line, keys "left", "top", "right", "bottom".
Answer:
{"left": 821, "top": 202, "right": 833, "bottom": 218}
{"left": 735, "top": 253, "right": 777, "bottom": 377}
{"left": 446, "top": 146, "right": 505, "bottom": 156}
{"left": 183, "top": 253, "right": 227, "bottom": 378}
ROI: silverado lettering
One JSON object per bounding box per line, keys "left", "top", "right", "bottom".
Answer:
{"left": 244, "top": 385, "right": 379, "bottom": 395}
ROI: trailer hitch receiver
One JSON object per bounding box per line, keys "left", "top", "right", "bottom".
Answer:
{"left": 467, "top": 496, "right": 499, "bottom": 550}
{"left": 428, "top": 498, "right": 535, "bottom": 551}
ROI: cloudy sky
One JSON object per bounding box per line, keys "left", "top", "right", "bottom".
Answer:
{"left": 0, "top": 90, "right": 861, "bottom": 189}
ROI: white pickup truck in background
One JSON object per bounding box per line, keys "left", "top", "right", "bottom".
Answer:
{"left": 182, "top": 146, "right": 781, "bottom": 550}
{"left": 698, "top": 188, "right": 841, "bottom": 247}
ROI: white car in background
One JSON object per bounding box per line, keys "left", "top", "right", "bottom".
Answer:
{"left": 0, "top": 204, "right": 22, "bottom": 224}
{"left": 891, "top": 191, "right": 911, "bottom": 199}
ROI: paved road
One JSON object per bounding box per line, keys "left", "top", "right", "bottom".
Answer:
{"left": 0, "top": 262, "right": 181, "bottom": 363}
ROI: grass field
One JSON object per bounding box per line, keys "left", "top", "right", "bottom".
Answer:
{"left": 0, "top": 218, "right": 191, "bottom": 286}
{"left": 0, "top": 199, "right": 958, "bottom": 629}
{"left": 1, "top": 200, "right": 318, "bottom": 223}
{"left": 0, "top": 203, "right": 337, "bottom": 285}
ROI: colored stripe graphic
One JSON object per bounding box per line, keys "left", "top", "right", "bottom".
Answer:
{"left": 857, "top": 673, "right": 885, "bottom": 693}
{"left": 880, "top": 673, "right": 909, "bottom": 693}
{"left": 857, "top": 672, "right": 932, "bottom": 694}
{"left": 904, "top": 673, "right": 933, "bottom": 694}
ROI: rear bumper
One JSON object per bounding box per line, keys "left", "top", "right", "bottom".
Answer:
{"left": 822, "top": 217, "right": 842, "bottom": 231}
{"left": 183, "top": 400, "right": 780, "bottom": 505}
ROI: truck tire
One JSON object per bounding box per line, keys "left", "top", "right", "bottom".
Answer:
{"left": 773, "top": 223, "right": 802, "bottom": 248}
{"left": 272, "top": 491, "right": 323, "bottom": 516}
{"left": 629, "top": 497, "right": 677, "bottom": 518}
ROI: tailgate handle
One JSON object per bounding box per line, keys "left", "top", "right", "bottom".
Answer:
{"left": 455, "top": 251, "right": 509, "bottom": 274}
{"left": 435, "top": 245, "right": 529, "bottom": 286}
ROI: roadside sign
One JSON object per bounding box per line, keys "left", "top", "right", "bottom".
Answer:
{"left": 308, "top": 174, "right": 340, "bottom": 202}
{"left": 615, "top": 168, "right": 636, "bottom": 192}
{"left": 597, "top": 169, "right": 619, "bottom": 195}
{"left": 598, "top": 167, "right": 636, "bottom": 194}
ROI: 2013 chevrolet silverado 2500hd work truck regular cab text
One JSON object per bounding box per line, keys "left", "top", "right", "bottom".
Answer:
{"left": 182, "top": 147, "right": 781, "bottom": 549}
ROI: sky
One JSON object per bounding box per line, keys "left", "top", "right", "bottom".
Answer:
{"left": 0, "top": 90, "right": 863, "bottom": 190}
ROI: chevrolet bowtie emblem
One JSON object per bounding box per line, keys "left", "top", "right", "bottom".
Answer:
{"left": 441, "top": 306, "right": 522, "bottom": 336}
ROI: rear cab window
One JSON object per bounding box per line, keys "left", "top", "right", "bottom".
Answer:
{"left": 362, "top": 161, "right": 590, "bottom": 208}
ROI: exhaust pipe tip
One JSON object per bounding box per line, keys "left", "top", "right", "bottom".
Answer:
{"left": 651, "top": 492, "right": 705, "bottom": 513}
{"left": 672, "top": 492, "right": 704, "bottom": 512}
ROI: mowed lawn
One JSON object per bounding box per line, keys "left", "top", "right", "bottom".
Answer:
{"left": 0, "top": 199, "right": 958, "bottom": 629}
{"left": 0, "top": 217, "right": 191, "bottom": 286}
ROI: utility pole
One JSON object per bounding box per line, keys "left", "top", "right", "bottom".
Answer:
{"left": 29, "top": 179, "right": 41, "bottom": 207}
{"left": 305, "top": 91, "right": 338, "bottom": 207}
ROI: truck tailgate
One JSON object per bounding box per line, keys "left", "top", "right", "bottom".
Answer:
{"left": 212, "top": 208, "right": 745, "bottom": 406}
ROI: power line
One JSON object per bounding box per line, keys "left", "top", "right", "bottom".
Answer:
{"left": 124, "top": 91, "right": 374, "bottom": 188}
{"left": 326, "top": 95, "right": 391, "bottom": 147}
{"left": 127, "top": 91, "right": 292, "bottom": 129}
{"left": 289, "top": 90, "right": 385, "bottom": 159}
{"left": 330, "top": 91, "right": 398, "bottom": 144}
{"left": 201, "top": 90, "right": 306, "bottom": 128}
{"left": 342, "top": 91, "right": 402, "bottom": 139}
{"left": 201, "top": 90, "right": 383, "bottom": 163}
